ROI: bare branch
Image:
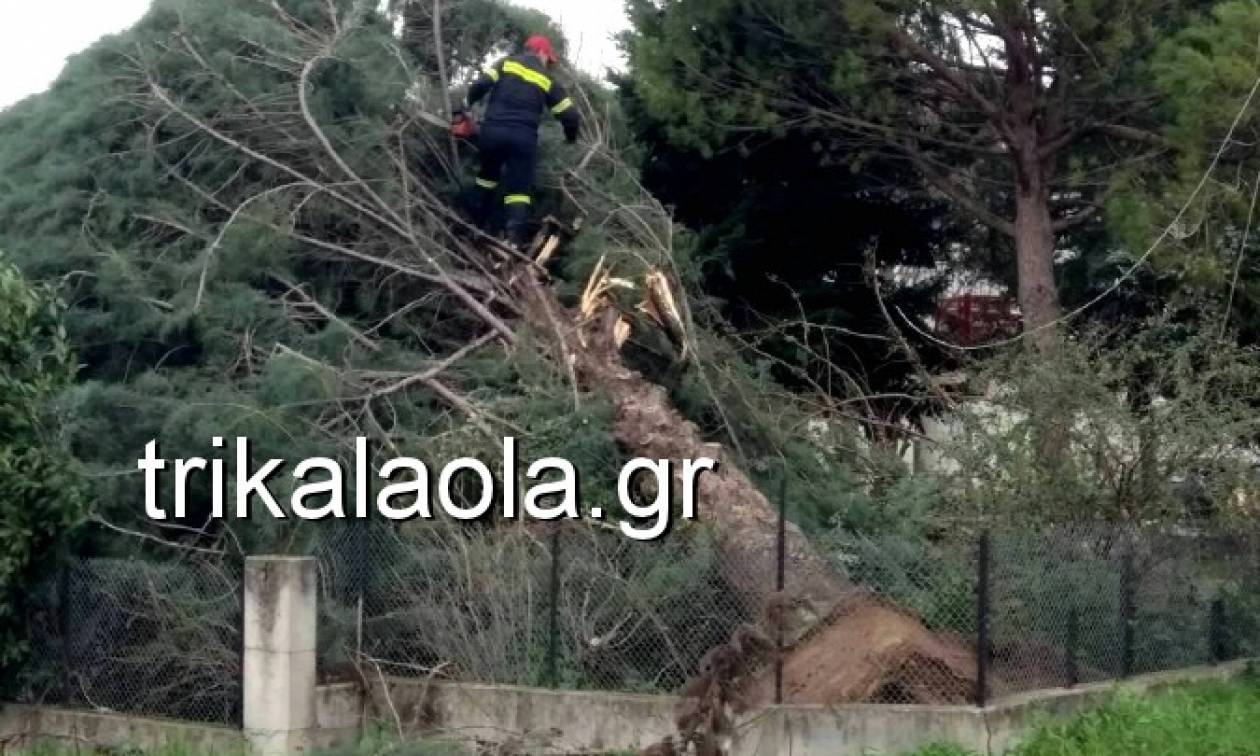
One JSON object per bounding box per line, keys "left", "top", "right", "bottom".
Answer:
{"left": 88, "top": 514, "right": 227, "bottom": 556}
{"left": 900, "top": 143, "right": 1016, "bottom": 237}
{"left": 1051, "top": 203, "right": 1100, "bottom": 232}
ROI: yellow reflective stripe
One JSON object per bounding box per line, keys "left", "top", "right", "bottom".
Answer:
{"left": 504, "top": 194, "right": 532, "bottom": 205}
{"left": 475, "top": 177, "right": 498, "bottom": 189}
{"left": 551, "top": 97, "right": 573, "bottom": 115}
{"left": 502, "top": 60, "right": 551, "bottom": 92}
{"left": 482, "top": 65, "right": 500, "bottom": 82}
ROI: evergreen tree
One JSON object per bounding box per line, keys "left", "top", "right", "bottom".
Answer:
{"left": 0, "top": 0, "right": 879, "bottom": 546}
{"left": 1132, "top": 0, "right": 1260, "bottom": 342}
{"left": 624, "top": 0, "right": 1218, "bottom": 353}
{"left": 617, "top": 72, "right": 970, "bottom": 431}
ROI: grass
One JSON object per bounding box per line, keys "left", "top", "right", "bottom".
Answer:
{"left": 906, "top": 675, "right": 1260, "bottom": 756}
{"left": 314, "top": 726, "right": 468, "bottom": 756}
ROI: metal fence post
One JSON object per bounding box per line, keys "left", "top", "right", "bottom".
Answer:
{"left": 774, "top": 470, "right": 787, "bottom": 705}
{"left": 237, "top": 557, "right": 247, "bottom": 727}
{"left": 1209, "top": 597, "right": 1227, "bottom": 664}
{"left": 1065, "top": 606, "right": 1079, "bottom": 687}
{"left": 1120, "top": 550, "right": 1135, "bottom": 678}
{"left": 57, "top": 559, "right": 72, "bottom": 700}
{"left": 547, "top": 524, "right": 561, "bottom": 689}
{"left": 976, "top": 530, "right": 991, "bottom": 708}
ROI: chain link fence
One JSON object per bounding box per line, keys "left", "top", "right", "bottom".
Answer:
{"left": 11, "top": 556, "right": 242, "bottom": 725}
{"left": 314, "top": 519, "right": 1260, "bottom": 706}
{"left": 984, "top": 523, "right": 1260, "bottom": 698}
{"left": 8, "top": 519, "right": 1258, "bottom": 723}
{"left": 314, "top": 520, "right": 756, "bottom": 693}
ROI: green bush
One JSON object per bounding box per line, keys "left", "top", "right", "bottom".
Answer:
{"left": 0, "top": 253, "right": 84, "bottom": 689}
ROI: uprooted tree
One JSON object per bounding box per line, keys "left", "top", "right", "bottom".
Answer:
{"left": 0, "top": 0, "right": 981, "bottom": 719}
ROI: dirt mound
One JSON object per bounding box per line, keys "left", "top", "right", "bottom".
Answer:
{"left": 742, "top": 592, "right": 977, "bottom": 705}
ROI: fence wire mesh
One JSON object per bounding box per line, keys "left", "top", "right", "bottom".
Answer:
{"left": 313, "top": 520, "right": 1260, "bottom": 706}
{"left": 12, "top": 556, "right": 242, "bottom": 725}
{"left": 8, "top": 519, "right": 1258, "bottom": 722}
{"left": 986, "top": 524, "right": 1260, "bottom": 697}
{"left": 827, "top": 528, "right": 979, "bottom": 703}
{"left": 314, "top": 520, "right": 757, "bottom": 693}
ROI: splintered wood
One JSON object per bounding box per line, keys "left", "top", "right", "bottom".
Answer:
{"left": 534, "top": 235, "right": 561, "bottom": 267}
{"left": 640, "top": 269, "right": 689, "bottom": 362}
{"left": 573, "top": 253, "right": 688, "bottom": 355}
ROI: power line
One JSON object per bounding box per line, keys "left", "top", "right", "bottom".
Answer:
{"left": 899, "top": 71, "right": 1260, "bottom": 352}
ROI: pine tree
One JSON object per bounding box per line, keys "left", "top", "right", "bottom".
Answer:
{"left": 625, "top": 0, "right": 1218, "bottom": 354}
{"left": 616, "top": 71, "right": 967, "bottom": 436}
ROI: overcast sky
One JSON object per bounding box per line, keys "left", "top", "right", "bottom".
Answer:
{"left": 0, "top": 0, "right": 628, "bottom": 110}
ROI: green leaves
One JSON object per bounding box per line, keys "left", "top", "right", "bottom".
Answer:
{"left": 941, "top": 327, "right": 1260, "bottom": 523}
{"left": 1102, "top": 1, "right": 1260, "bottom": 327}
{"left": 0, "top": 254, "right": 84, "bottom": 686}
{"left": 0, "top": 254, "right": 76, "bottom": 438}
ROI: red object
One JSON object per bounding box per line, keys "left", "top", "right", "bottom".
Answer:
{"left": 524, "top": 35, "right": 558, "bottom": 66}
{"left": 935, "top": 293, "right": 1021, "bottom": 346}
{"left": 451, "top": 113, "right": 477, "bottom": 139}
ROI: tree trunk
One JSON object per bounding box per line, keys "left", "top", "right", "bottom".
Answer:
{"left": 514, "top": 272, "right": 979, "bottom": 705}
{"left": 1013, "top": 161, "right": 1063, "bottom": 355}
{"left": 516, "top": 276, "right": 851, "bottom": 622}
{"left": 1012, "top": 138, "right": 1072, "bottom": 474}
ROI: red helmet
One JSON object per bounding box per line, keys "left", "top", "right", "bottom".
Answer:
{"left": 524, "top": 35, "right": 558, "bottom": 66}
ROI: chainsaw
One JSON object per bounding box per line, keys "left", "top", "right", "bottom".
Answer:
{"left": 417, "top": 109, "right": 478, "bottom": 139}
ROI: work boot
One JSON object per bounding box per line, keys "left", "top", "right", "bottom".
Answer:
{"left": 504, "top": 202, "right": 531, "bottom": 249}
{"left": 467, "top": 184, "right": 497, "bottom": 230}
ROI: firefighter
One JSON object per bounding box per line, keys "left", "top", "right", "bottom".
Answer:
{"left": 457, "top": 35, "right": 580, "bottom": 248}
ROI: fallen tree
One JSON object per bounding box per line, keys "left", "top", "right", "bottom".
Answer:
{"left": 59, "top": 0, "right": 979, "bottom": 716}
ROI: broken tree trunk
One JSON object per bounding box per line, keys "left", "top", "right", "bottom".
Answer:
{"left": 511, "top": 266, "right": 979, "bottom": 707}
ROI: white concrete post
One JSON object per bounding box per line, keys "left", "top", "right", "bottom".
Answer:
{"left": 243, "top": 556, "right": 317, "bottom": 755}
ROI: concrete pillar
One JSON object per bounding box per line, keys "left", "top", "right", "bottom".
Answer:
{"left": 243, "top": 556, "right": 317, "bottom": 755}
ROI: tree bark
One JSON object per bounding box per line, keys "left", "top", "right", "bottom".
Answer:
{"left": 516, "top": 276, "right": 851, "bottom": 619}
{"left": 513, "top": 271, "right": 979, "bottom": 704}
{"left": 1013, "top": 137, "right": 1063, "bottom": 355}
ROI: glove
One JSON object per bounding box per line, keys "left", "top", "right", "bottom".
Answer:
{"left": 451, "top": 112, "right": 477, "bottom": 139}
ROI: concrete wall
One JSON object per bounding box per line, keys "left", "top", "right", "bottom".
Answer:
{"left": 0, "top": 704, "right": 244, "bottom": 753}
{"left": 312, "top": 683, "right": 363, "bottom": 749}
{"left": 3, "top": 659, "right": 1251, "bottom": 755}
{"left": 243, "top": 556, "right": 317, "bottom": 756}
{"left": 732, "top": 660, "right": 1252, "bottom": 755}
{"left": 981, "top": 660, "right": 1253, "bottom": 755}
{"left": 345, "top": 659, "right": 1254, "bottom": 756}
{"left": 358, "top": 679, "right": 679, "bottom": 753}
{"left": 741, "top": 704, "right": 986, "bottom": 756}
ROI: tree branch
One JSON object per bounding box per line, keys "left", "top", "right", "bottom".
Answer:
{"left": 1040, "top": 122, "right": 1173, "bottom": 160}
{"left": 890, "top": 28, "right": 1002, "bottom": 122}
{"left": 365, "top": 330, "right": 500, "bottom": 401}
{"left": 899, "top": 143, "right": 1016, "bottom": 237}
{"left": 1052, "top": 203, "right": 1100, "bottom": 232}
